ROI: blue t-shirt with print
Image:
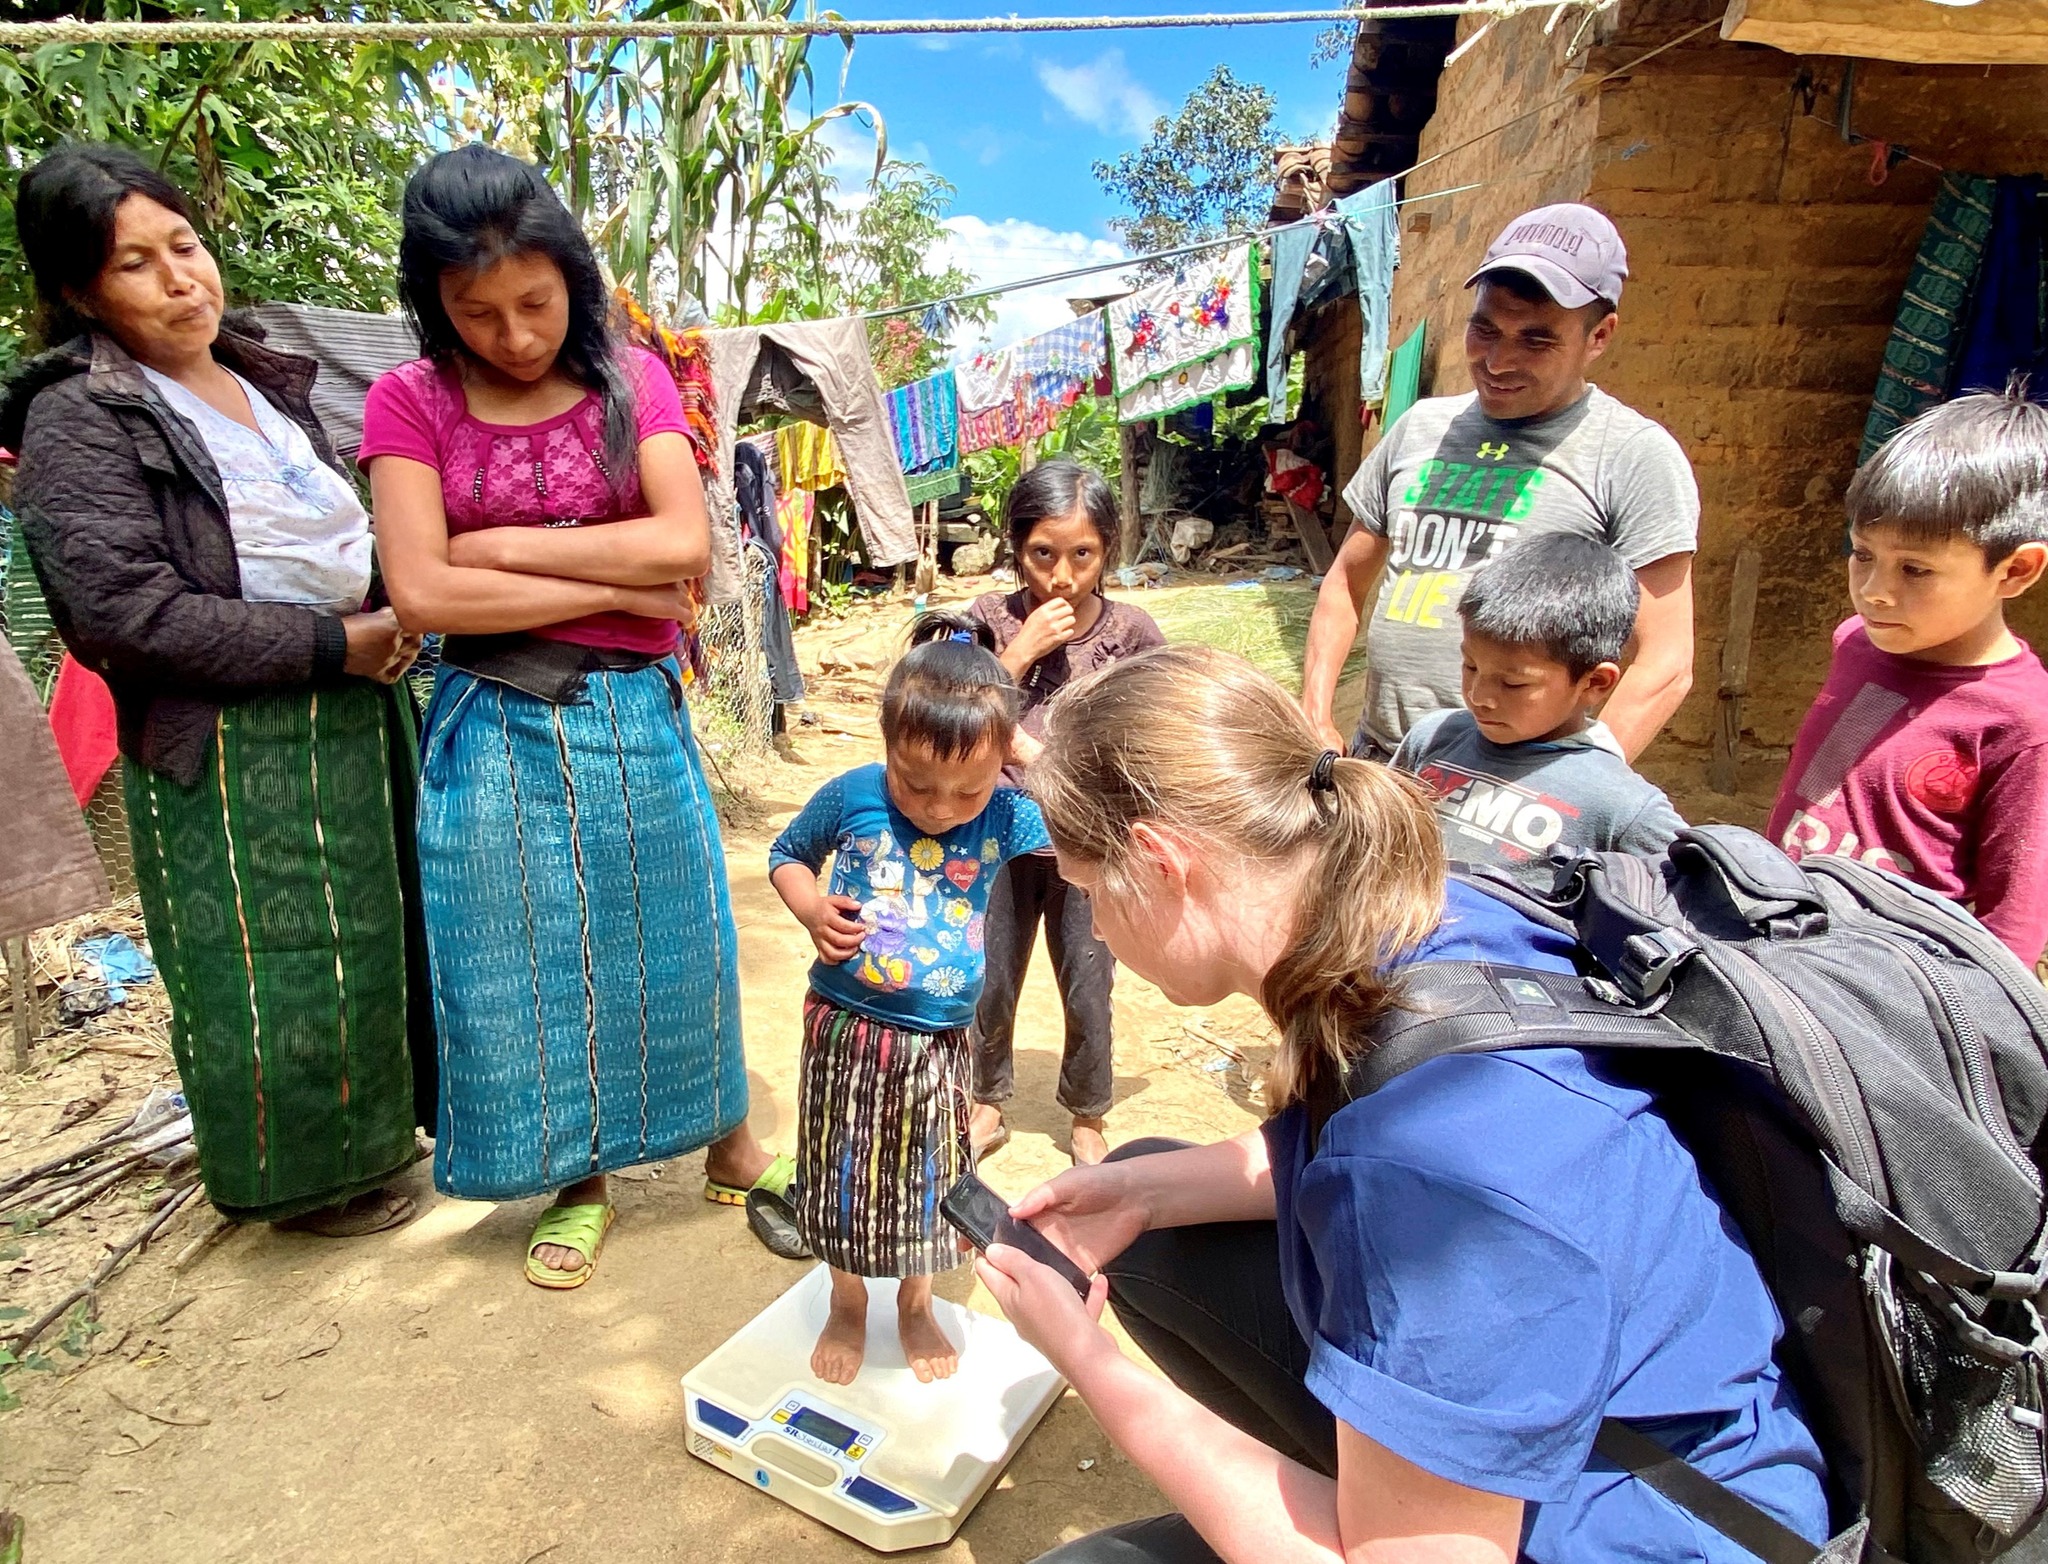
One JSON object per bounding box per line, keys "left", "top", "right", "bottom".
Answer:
{"left": 1263, "top": 880, "right": 1829, "bottom": 1559}
{"left": 769, "top": 763, "right": 1049, "bottom": 1032}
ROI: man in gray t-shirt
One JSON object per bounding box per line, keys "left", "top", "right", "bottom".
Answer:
{"left": 1302, "top": 204, "right": 1700, "bottom": 761}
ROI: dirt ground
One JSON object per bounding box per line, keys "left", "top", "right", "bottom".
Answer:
{"left": 0, "top": 585, "right": 1279, "bottom": 1564}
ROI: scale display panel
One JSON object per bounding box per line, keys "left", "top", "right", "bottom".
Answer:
{"left": 682, "top": 1266, "right": 1066, "bottom": 1551}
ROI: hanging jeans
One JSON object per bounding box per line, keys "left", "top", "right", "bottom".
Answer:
{"left": 1027, "top": 1139, "right": 1334, "bottom": 1564}
{"left": 748, "top": 540, "right": 804, "bottom": 705}
{"left": 971, "top": 855, "right": 1116, "bottom": 1119}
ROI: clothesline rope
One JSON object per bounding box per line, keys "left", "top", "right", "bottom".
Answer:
{"left": 862, "top": 10, "right": 1718, "bottom": 325}
{"left": 0, "top": 0, "right": 1574, "bottom": 48}
{"left": 860, "top": 181, "right": 1488, "bottom": 323}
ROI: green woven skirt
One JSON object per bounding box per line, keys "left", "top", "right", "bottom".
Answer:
{"left": 126, "top": 683, "right": 426, "bottom": 1222}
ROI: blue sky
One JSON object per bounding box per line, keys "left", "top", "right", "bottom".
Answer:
{"left": 809, "top": 1, "right": 1348, "bottom": 349}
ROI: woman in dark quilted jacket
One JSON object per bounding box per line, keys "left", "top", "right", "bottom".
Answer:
{"left": 0, "top": 144, "right": 430, "bottom": 1236}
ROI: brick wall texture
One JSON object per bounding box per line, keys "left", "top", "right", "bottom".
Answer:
{"left": 1359, "top": 0, "right": 2048, "bottom": 812}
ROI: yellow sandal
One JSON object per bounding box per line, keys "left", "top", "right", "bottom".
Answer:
{"left": 524, "top": 1202, "right": 616, "bottom": 1290}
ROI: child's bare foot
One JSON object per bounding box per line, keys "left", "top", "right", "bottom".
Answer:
{"left": 1070, "top": 1116, "right": 1109, "bottom": 1166}
{"left": 812, "top": 1269, "right": 869, "bottom": 1385}
{"left": 898, "top": 1276, "right": 959, "bottom": 1383}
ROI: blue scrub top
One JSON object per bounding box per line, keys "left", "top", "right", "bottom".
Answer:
{"left": 1263, "top": 881, "right": 1830, "bottom": 1559}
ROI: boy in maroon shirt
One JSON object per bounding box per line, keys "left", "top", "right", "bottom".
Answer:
{"left": 1769, "top": 385, "right": 2048, "bottom": 964}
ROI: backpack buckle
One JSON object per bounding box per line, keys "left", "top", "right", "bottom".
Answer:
{"left": 1617, "top": 928, "right": 1699, "bottom": 1001}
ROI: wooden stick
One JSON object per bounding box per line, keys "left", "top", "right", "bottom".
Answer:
{"left": 1117, "top": 423, "right": 1144, "bottom": 567}
{"left": 1708, "top": 546, "right": 1762, "bottom": 795}
{"left": 1286, "top": 498, "right": 1336, "bottom": 574}
{"left": 5, "top": 1183, "right": 201, "bottom": 1353}
{"left": 5, "top": 937, "right": 34, "bottom": 1073}
{"left": 0, "top": 1112, "right": 156, "bottom": 1203}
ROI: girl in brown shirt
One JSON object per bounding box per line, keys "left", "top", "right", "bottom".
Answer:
{"left": 968, "top": 461, "right": 1164, "bottom": 1164}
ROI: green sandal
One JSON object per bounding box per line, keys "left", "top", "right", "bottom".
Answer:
{"left": 705, "top": 1150, "right": 795, "bottom": 1207}
{"left": 524, "top": 1202, "right": 615, "bottom": 1290}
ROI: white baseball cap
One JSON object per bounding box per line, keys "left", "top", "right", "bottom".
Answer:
{"left": 1465, "top": 204, "right": 1628, "bottom": 309}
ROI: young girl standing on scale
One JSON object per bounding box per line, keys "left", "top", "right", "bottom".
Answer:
{"left": 967, "top": 462, "right": 1164, "bottom": 1166}
{"left": 769, "top": 614, "right": 1048, "bottom": 1383}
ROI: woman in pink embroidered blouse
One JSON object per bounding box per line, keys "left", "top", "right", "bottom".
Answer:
{"left": 362, "top": 146, "right": 784, "bottom": 1290}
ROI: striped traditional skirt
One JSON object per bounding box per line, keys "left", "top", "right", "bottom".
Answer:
{"left": 794, "top": 992, "right": 973, "bottom": 1277}
{"left": 126, "top": 684, "right": 423, "bottom": 1223}
{"left": 416, "top": 661, "right": 747, "bottom": 1201}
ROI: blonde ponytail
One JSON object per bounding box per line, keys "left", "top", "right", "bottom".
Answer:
{"left": 1031, "top": 644, "right": 1446, "bottom": 1109}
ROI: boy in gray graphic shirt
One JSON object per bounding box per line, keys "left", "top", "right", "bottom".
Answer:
{"left": 1391, "top": 534, "right": 1686, "bottom": 885}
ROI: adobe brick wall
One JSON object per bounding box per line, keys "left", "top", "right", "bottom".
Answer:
{"left": 1357, "top": 0, "right": 2048, "bottom": 819}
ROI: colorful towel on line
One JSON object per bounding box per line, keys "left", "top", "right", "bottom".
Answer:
{"left": 1109, "top": 243, "right": 1261, "bottom": 423}
{"left": 904, "top": 468, "right": 961, "bottom": 506}
{"left": 1860, "top": 172, "right": 1995, "bottom": 465}
{"left": 777, "top": 419, "right": 848, "bottom": 494}
{"left": 616, "top": 288, "right": 720, "bottom": 477}
{"left": 883, "top": 370, "right": 960, "bottom": 477}
{"left": 1018, "top": 312, "right": 1110, "bottom": 406}
{"left": 955, "top": 314, "right": 1111, "bottom": 453}
{"left": 957, "top": 347, "right": 1021, "bottom": 454}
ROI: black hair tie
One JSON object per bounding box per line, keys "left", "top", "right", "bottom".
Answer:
{"left": 1307, "top": 749, "right": 1340, "bottom": 795}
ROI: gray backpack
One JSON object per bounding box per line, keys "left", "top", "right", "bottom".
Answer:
{"left": 1309, "top": 826, "right": 2048, "bottom": 1562}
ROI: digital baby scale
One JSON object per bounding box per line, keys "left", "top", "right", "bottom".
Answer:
{"left": 681, "top": 1264, "right": 1066, "bottom": 1550}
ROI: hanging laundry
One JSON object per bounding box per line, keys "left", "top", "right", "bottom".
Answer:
{"left": 246, "top": 302, "right": 415, "bottom": 463}
{"left": 1264, "top": 221, "right": 1320, "bottom": 406}
{"left": 745, "top": 429, "right": 812, "bottom": 614}
{"left": 46, "top": 653, "right": 118, "bottom": 806}
{"left": 778, "top": 419, "right": 848, "bottom": 494}
{"left": 1335, "top": 180, "right": 1401, "bottom": 406}
{"left": 1953, "top": 175, "right": 2048, "bottom": 401}
{"left": 957, "top": 346, "right": 1024, "bottom": 453}
{"left": 1860, "top": 172, "right": 1996, "bottom": 464}
{"left": 1382, "top": 319, "right": 1428, "bottom": 432}
{"left": 704, "top": 320, "right": 917, "bottom": 576}
{"left": 883, "top": 369, "right": 960, "bottom": 482}
{"left": 615, "top": 288, "right": 721, "bottom": 476}
{"left": 0, "top": 642, "right": 106, "bottom": 943}
{"left": 1016, "top": 312, "right": 1111, "bottom": 435}
{"left": 1108, "top": 243, "right": 1261, "bottom": 424}
{"left": 778, "top": 485, "right": 815, "bottom": 615}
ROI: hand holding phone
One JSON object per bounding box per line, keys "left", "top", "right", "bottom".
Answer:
{"left": 941, "top": 1172, "right": 1093, "bottom": 1301}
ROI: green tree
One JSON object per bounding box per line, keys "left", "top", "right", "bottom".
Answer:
{"left": 757, "top": 158, "right": 991, "bottom": 385}
{"left": 1093, "top": 64, "right": 1279, "bottom": 258}
{"left": 0, "top": 0, "right": 870, "bottom": 366}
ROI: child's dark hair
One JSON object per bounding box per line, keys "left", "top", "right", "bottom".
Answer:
{"left": 396, "top": 144, "right": 635, "bottom": 493}
{"left": 1457, "top": 535, "right": 1638, "bottom": 679}
{"left": 1007, "top": 459, "right": 1121, "bottom": 567}
{"left": 1849, "top": 380, "right": 2048, "bottom": 564}
{"left": 881, "top": 612, "right": 1019, "bottom": 759}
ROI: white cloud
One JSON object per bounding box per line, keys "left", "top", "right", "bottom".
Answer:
{"left": 1035, "top": 49, "right": 1164, "bottom": 138}
{"left": 937, "top": 215, "right": 1131, "bottom": 351}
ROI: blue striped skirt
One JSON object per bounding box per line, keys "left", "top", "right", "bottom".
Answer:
{"left": 416, "top": 660, "right": 747, "bottom": 1200}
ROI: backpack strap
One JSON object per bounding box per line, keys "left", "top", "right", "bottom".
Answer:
{"left": 1594, "top": 1420, "right": 1824, "bottom": 1564}
{"left": 1304, "top": 962, "right": 1691, "bottom": 1155}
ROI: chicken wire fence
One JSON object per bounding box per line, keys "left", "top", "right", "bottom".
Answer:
{"left": 688, "top": 540, "right": 779, "bottom": 766}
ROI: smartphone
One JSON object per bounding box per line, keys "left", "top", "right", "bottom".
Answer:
{"left": 940, "top": 1171, "right": 1094, "bottom": 1301}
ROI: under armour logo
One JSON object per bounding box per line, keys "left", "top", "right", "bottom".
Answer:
{"left": 1477, "top": 441, "right": 1510, "bottom": 460}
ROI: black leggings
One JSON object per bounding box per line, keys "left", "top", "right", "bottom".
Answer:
{"left": 972, "top": 854, "right": 1117, "bottom": 1119}
{"left": 1029, "top": 1139, "right": 1334, "bottom": 1564}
